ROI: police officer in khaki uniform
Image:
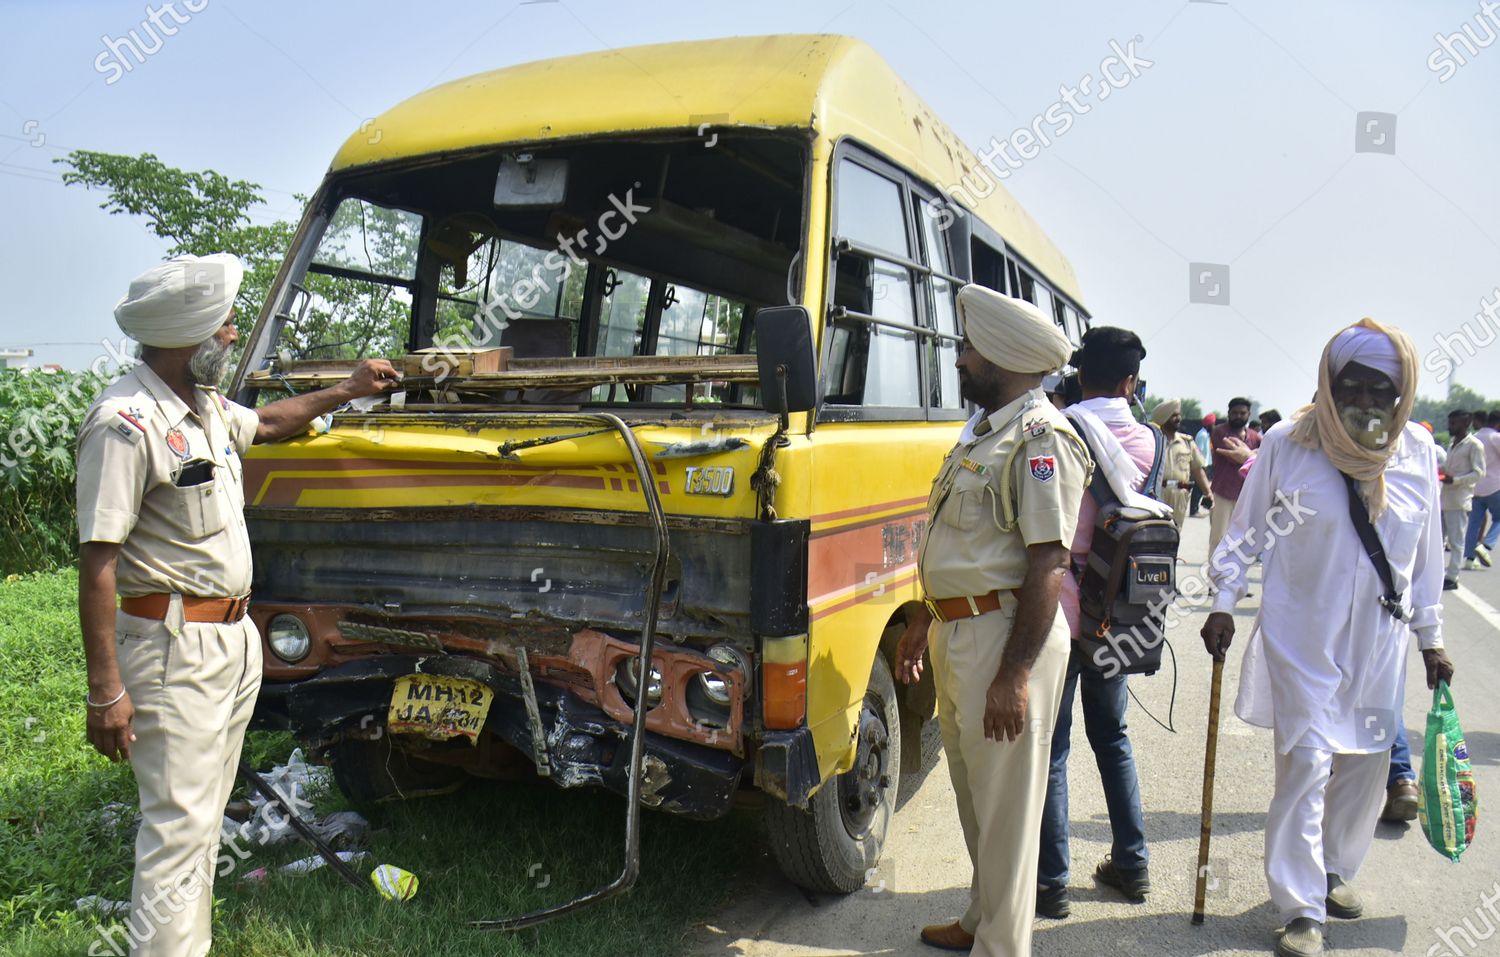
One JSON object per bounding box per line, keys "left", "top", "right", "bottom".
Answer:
{"left": 896, "top": 285, "right": 1090, "bottom": 956}
{"left": 1150, "top": 398, "right": 1213, "bottom": 528}
{"left": 78, "top": 254, "right": 398, "bottom": 957}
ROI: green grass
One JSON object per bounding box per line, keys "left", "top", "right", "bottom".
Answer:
{"left": 0, "top": 570, "right": 759, "bottom": 956}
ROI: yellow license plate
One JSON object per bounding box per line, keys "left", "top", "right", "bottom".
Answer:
{"left": 387, "top": 674, "right": 493, "bottom": 744}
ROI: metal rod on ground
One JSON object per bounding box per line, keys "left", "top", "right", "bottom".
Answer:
{"left": 1192, "top": 656, "right": 1226, "bottom": 925}
{"left": 238, "top": 761, "right": 371, "bottom": 892}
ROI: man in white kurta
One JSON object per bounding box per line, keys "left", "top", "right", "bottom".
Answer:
{"left": 1201, "top": 319, "right": 1455, "bottom": 957}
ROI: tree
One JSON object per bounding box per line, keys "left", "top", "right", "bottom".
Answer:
{"left": 57, "top": 150, "right": 295, "bottom": 341}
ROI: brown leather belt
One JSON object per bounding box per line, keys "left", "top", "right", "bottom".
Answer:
{"left": 924, "top": 589, "right": 1018, "bottom": 623}
{"left": 120, "top": 594, "right": 251, "bottom": 623}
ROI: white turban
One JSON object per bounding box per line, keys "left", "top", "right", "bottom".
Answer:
{"left": 1150, "top": 398, "right": 1182, "bottom": 425}
{"left": 1328, "top": 325, "right": 1402, "bottom": 383}
{"left": 956, "top": 284, "right": 1072, "bottom": 374}
{"left": 114, "top": 253, "right": 244, "bottom": 348}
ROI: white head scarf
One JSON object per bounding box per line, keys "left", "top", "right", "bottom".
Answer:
{"left": 1328, "top": 326, "right": 1403, "bottom": 383}
{"left": 956, "top": 284, "right": 1072, "bottom": 374}
{"left": 114, "top": 253, "right": 243, "bottom": 348}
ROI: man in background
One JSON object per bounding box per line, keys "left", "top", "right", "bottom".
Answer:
{"left": 1152, "top": 399, "right": 1213, "bottom": 528}
{"left": 1464, "top": 409, "right": 1500, "bottom": 567}
{"left": 1208, "top": 398, "right": 1260, "bottom": 556}
{"left": 1036, "top": 328, "right": 1160, "bottom": 920}
{"left": 1441, "top": 409, "right": 1485, "bottom": 590}
{"left": 1191, "top": 412, "right": 1216, "bottom": 517}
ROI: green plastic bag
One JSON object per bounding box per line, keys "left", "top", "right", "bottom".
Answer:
{"left": 1417, "top": 681, "right": 1478, "bottom": 861}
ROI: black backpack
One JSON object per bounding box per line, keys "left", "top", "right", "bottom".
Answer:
{"left": 1070, "top": 423, "right": 1179, "bottom": 677}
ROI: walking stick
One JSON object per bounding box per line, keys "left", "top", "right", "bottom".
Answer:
{"left": 1191, "top": 656, "right": 1225, "bottom": 925}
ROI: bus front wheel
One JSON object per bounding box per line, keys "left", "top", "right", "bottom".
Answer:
{"left": 764, "top": 655, "right": 901, "bottom": 894}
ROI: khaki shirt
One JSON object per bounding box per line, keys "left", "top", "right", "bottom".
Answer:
{"left": 1441, "top": 432, "right": 1486, "bottom": 512}
{"left": 76, "top": 363, "right": 260, "bottom": 598}
{"left": 1161, "top": 432, "right": 1203, "bottom": 490}
{"left": 918, "top": 389, "right": 1091, "bottom": 599}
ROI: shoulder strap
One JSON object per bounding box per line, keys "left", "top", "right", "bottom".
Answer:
{"left": 1342, "top": 473, "right": 1406, "bottom": 622}
{"left": 1065, "top": 412, "right": 1116, "bottom": 508}
{"left": 1143, "top": 423, "right": 1166, "bottom": 500}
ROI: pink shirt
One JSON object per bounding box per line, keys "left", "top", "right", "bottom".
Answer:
{"left": 1060, "top": 420, "right": 1157, "bottom": 639}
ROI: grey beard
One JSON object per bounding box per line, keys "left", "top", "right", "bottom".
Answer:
{"left": 1339, "top": 403, "right": 1393, "bottom": 450}
{"left": 187, "top": 338, "right": 232, "bottom": 387}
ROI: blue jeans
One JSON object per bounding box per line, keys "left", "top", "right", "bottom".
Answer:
{"left": 1038, "top": 652, "right": 1148, "bottom": 888}
{"left": 1464, "top": 489, "right": 1500, "bottom": 559}
{"left": 1389, "top": 716, "right": 1414, "bottom": 787}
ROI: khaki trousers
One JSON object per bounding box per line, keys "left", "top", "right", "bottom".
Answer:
{"left": 114, "top": 604, "right": 262, "bottom": 957}
{"left": 1163, "top": 488, "right": 1190, "bottom": 529}
{"left": 929, "top": 601, "right": 1071, "bottom": 957}
{"left": 1208, "top": 494, "right": 1237, "bottom": 558}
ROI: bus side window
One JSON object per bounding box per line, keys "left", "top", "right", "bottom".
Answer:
{"left": 827, "top": 160, "right": 921, "bottom": 409}
{"left": 917, "top": 198, "right": 962, "bottom": 410}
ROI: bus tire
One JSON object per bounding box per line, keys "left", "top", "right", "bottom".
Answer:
{"left": 764, "top": 655, "right": 901, "bottom": 894}
{"left": 328, "top": 733, "right": 467, "bottom": 803}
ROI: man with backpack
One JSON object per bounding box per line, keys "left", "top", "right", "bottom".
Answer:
{"left": 1036, "top": 326, "right": 1173, "bottom": 919}
{"left": 1201, "top": 320, "right": 1455, "bottom": 956}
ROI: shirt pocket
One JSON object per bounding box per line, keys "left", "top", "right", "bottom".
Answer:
{"left": 170, "top": 478, "right": 229, "bottom": 539}
{"left": 1381, "top": 503, "right": 1427, "bottom": 576}
{"left": 941, "top": 468, "right": 993, "bottom": 530}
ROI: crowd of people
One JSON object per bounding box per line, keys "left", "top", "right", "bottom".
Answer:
{"left": 898, "top": 289, "right": 1456, "bottom": 957}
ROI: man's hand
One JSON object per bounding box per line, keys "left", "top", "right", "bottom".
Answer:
{"left": 1423, "top": 648, "right": 1455, "bottom": 689}
{"left": 1201, "top": 611, "right": 1235, "bottom": 660}
{"left": 1202, "top": 493, "right": 1214, "bottom": 509}
{"left": 87, "top": 689, "right": 135, "bottom": 762}
{"left": 895, "top": 616, "right": 930, "bottom": 686}
{"left": 1217, "top": 435, "right": 1253, "bottom": 464}
{"left": 983, "top": 667, "right": 1029, "bottom": 742}
{"left": 342, "top": 359, "right": 402, "bottom": 400}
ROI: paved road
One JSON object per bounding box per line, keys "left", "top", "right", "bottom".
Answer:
{"left": 694, "top": 512, "right": 1500, "bottom": 957}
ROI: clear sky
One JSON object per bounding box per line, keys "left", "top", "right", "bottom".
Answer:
{"left": 2, "top": 0, "right": 1497, "bottom": 415}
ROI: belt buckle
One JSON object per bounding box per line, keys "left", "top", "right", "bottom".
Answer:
{"left": 225, "top": 596, "right": 247, "bottom": 623}
{"left": 965, "top": 594, "right": 981, "bottom": 617}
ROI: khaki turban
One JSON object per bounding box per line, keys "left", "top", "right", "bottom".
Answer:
{"left": 1288, "top": 317, "right": 1419, "bottom": 518}
{"left": 956, "top": 284, "right": 1072, "bottom": 374}
{"left": 115, "top": 253, "right": 243, "bottom": 348}
{"left": 1150, "top": 398, "right": 1182, "bottom": 426}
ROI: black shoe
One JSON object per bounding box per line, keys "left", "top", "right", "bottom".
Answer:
{"left": 1035, "top": 883, "right": 1070, "bottom": 919}
{"left": 1094, "top": 855, "right": 1150, "bottom": 901}
{"left": 1444, "top": 579, "right": 1460, "bottom": 591}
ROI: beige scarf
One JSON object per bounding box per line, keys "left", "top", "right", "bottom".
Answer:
{"left": 1288, "top": 317, "right": 1418, "bottom": 518}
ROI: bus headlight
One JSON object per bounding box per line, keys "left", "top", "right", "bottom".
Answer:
{"left": 615, "top": 657, "right": 662, "bottom": 708}
{"left": 267, "top": 614, "right": 311, "bottom": 663}
{"left": 700, "top": 643, "right": 750, "bottom": 705}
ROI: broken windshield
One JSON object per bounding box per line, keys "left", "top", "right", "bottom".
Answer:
{"left": 255, "top": 134, "right": 805, "bottom": 409}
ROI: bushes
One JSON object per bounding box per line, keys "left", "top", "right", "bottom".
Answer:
{"left": 0, "top": 368, "right": 115, "bottom": 575}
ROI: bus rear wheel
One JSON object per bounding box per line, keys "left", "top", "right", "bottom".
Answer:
{"left": 764, "top": 655, "right": 901, "bottom": 894}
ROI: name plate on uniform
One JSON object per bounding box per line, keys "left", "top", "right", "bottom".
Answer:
{"left": 387, "top": 674, "right": 493, "bottom": 744}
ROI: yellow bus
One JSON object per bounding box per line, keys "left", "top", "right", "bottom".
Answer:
{"left": 231, "top": 33, "right": 1090, "bottom": 915}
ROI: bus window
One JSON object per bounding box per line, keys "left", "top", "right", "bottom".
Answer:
{"left": 596, "top": 268, "right": 652, "bottom": 358}
{"left": 438, "top": 235, "right": 586, "bottom": 354}
{"left": 653, "top": 285, "right": 750, "bottom": 402}
{"left": 918, "top": 198, "right": 962, "bottom": 409}
{"left": 1031, "top": 280, "right": 1054, "bottom": 327}
{"left": 826, "top": 158, "right": 922, "bottom": 410}
{"left": 292, "top": 197, "right": 424, "bottom": 361}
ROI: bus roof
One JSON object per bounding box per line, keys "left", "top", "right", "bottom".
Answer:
{"left": 333, "top": 34, "right": 1084, "bottom": 307}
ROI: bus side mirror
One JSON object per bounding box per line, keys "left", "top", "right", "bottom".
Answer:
{"left": 754, "top": 306, "right": 817, "bottom": 417}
